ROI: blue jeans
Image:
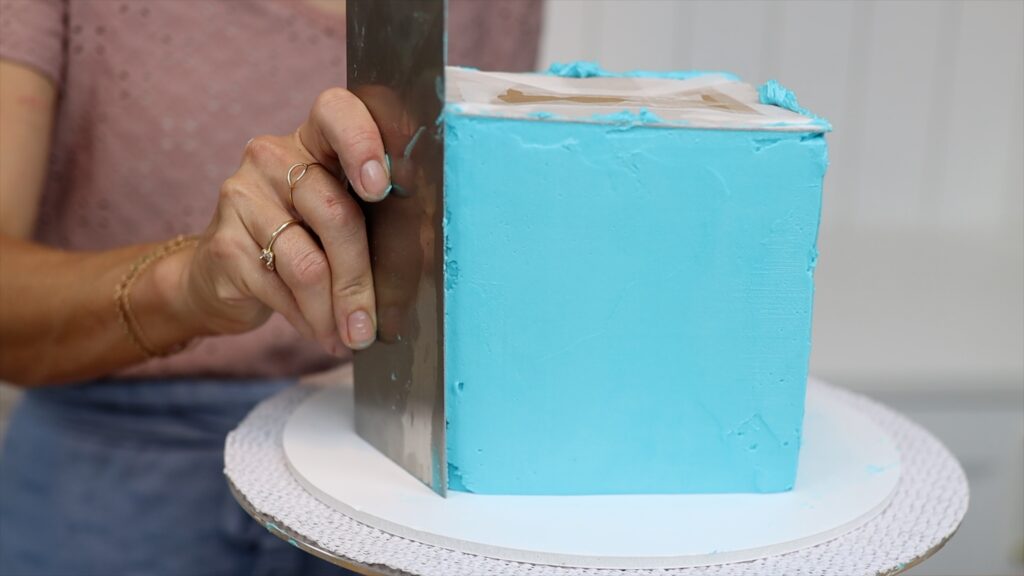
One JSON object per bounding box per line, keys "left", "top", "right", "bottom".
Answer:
{"left": 0, "top": 378, "right": 355, "bottom": 576}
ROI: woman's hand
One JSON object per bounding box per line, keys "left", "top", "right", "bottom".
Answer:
{"left": 180, "top": 88, "right": 392, "bottom": 355}
{"left": 0, "top": 64, "right": 422, "bottom": 384}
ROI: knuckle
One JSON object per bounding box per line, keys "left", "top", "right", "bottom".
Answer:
{"left": 333, "top": 275, "right": 374, "bottom": 302}
{"left": 345, "top": 128, "right": 381, "bottom": 156}
{"left": 243, "top": 135, "right": 281, "bottom": 165}
{"left": 218, "top": 177, "right": 248, "bottom": 204}
{"left": 313, "top": 87, "right": 355, "bottom": 118}
{"left": 291, "top": 246, "right": 329, "bottom": 287}
{"left": 319, "top": 193, "right": 364, "bottom": 230}
{"left": 206, "top": 232, "right": 237, "bottom": 265}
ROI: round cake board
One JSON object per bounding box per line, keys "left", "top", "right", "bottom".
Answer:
{"left": 282, "top": 381, "right": 901, "bottom": 569}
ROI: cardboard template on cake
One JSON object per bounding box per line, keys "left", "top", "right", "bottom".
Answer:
{"left": 355, "top": 64, "right": 830, "bottom": 496}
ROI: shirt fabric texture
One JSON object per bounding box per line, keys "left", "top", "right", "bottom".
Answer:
{"left": 0, "top": 0, "right": 541, "bottom": 379}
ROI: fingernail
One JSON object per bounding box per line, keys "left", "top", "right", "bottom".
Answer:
{"left": 347, "top": 309, "right": 376, "bottom": 349}
{"left": 360, "top": 158, "right": 390, "bottom": 200}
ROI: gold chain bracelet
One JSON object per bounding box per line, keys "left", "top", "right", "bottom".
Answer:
{"left": 114, "top": 235, "right": 199, "bottom": 359}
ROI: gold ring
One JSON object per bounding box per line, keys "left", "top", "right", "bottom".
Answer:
{"left": 287, "top": 162, "right": 322, "bottom": 208}
{"left": 258, "top": 218, "right": 301, "bottom": 271}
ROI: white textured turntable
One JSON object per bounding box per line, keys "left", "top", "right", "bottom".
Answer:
{"left": 225, "top": 379, "right": 968, "bottom": 575}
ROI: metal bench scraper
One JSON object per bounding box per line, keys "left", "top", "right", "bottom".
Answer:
{"left": 347, "top": 0, "right": 447, "bottom": 496}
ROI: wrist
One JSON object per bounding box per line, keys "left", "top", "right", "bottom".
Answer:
{"left": 147, "top": 243, "right": 213, "bottom": 339}
{"left": 125, "top": 238, "right": 212, "bottom": 359}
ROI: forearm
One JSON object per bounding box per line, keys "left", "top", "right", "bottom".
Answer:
{"left": 0, "top": 235, "right": 210, "bottom": 386}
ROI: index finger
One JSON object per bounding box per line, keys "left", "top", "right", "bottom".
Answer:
{"left": 298, "top": 88, "right": 392, "bottom": 202}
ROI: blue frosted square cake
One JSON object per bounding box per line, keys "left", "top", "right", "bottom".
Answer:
{"left": 441, "top": 64, "right": 829, "bottom": 495}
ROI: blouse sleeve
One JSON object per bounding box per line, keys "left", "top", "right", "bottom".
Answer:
{"left": 0, "top": 0, "right": 67, "bottom": 87}
{"left": 448, "top": 0, "right": 543, "bottom": 73}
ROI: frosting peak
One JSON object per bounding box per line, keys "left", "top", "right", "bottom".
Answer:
{"left": 758, "top": 79, "right": 832, "bottom": 131}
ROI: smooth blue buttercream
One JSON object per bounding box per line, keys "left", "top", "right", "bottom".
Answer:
{"left": 443, "top": 111, "right": 827, "bottom": 495}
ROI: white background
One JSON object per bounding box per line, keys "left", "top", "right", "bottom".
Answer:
{"left": 539, "top": 1, "right": 1023, "bottom": 574}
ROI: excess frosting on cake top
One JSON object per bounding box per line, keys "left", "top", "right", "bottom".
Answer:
{"left": 445, "top": 61, "right": 831, "bottom": 132}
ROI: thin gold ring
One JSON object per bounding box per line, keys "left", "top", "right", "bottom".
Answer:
{"left": 287, "top": 162, "right": 322, "bottom": 208}
{"left": 258, "top": 218, "right": 301, "bottom": 272}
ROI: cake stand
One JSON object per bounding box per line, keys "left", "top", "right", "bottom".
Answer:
{"left": 224, "top": 379, "right": 968, "bottom": 576}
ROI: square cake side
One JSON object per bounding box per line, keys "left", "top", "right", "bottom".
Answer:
{"left": 443, "top": 69, "right": 828, "bottom": 495}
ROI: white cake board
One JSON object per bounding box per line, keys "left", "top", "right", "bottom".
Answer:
{"left": 225, "top": 379, "right": 969, "bottom": 576}
{"left": 282, "top": 382, "right": 899, "bottom": 569}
